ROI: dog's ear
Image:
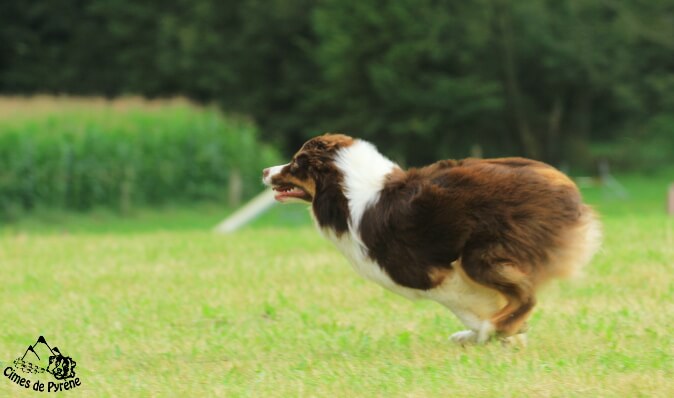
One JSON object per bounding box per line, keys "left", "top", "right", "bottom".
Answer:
{"left": 313, "top": 140, "right": 328, "bottom": 151}
{"left": 301, "top": 133, "right": 354, "bottom": 158}
{"left": 319, "top": 133, "right": 354, "bottom": 151}
{"left": 301, "top": 138, "right": 327, "bottom": 152}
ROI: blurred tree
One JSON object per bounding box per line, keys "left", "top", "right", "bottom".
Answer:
{"left": 308, "top": 0, "right": 505, "bottom": 164}
{"left": 0, "top": 0, "right": 671, "bottom": 169}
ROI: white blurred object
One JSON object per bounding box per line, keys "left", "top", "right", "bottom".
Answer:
{"left": 214, "top": 189, "right": 276, "bottom": 233}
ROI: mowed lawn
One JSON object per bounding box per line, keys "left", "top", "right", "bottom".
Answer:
{"left": 1, "top": 175, "right": 673, "bottom": 397}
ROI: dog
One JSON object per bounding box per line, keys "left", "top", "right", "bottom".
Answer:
{"left": 262, "top": 133, "right": 601, "bottom": 345}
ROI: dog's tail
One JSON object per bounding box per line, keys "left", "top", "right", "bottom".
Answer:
{"left": 549, "top": 205, "right": 602, "bottom": 279}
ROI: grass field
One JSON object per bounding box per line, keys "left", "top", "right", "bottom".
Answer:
{"left": 1, "top": 173, "right": 673, "bottom": 397}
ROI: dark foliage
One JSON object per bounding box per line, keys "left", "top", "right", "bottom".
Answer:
{"left": 1, "top": 0, "right": 672, "bottom": 169}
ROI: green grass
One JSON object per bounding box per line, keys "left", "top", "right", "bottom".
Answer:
{"left": 0, "top": 203, "right": 311, "bottom": 235}
{"left": 1, "top": 172, "right": 673, "bottom": 397}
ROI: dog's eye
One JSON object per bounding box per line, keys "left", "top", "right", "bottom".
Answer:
{"left": 295, "top": 154, "right": 308, "bottom": 168}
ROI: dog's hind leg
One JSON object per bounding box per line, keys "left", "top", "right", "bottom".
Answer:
{"left": 433, "top": 263, "right": 510, "bottom": 345}
{"left": 460, "top": 245, "right": 537, "bottom": 339}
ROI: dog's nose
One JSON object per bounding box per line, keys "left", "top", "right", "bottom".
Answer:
{"left": 262, "top": 168, "right": 270, "bottom": 179}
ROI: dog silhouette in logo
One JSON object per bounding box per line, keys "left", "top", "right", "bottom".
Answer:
{"left": 47, "top": 351, "right": 76, "bottom": 380}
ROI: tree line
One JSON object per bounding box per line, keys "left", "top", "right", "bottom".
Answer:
{"left": 1, "top": 0, "right": 672, "bottom": 169}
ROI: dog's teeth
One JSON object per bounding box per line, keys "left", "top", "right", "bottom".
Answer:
{"left": 274, "top": 186, "right": 302, "bottom": 195}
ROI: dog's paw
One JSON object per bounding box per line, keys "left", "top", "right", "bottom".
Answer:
{"left": 450, "top": 330, "right": 477, "bottom": 345}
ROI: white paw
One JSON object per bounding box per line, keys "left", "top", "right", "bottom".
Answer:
{"left": 450, "top": 330, "right": 478, "bottom": 345}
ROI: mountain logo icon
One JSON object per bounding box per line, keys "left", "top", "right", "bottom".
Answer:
{"left": 12, "top": 336, "right": 76, "bottom": 380}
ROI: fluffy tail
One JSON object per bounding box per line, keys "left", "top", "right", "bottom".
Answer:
{"left": 551, "top": 205, "right": 602, "bottom": 279}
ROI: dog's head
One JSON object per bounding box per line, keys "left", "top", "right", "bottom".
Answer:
{"left": 262, "top": 133, "right": 354, "bottom": 203}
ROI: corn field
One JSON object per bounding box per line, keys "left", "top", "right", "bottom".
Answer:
{"left": 0, "top": 97, "right": 279, "bottom": 219}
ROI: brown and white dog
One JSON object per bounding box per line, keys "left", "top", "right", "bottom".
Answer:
{"left": 262, "top": 133, "right": 601, "bottom": 345}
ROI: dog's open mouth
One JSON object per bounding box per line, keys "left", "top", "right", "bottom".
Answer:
{"left": 272, "top": 183, "right": 311, "bottom": 203}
